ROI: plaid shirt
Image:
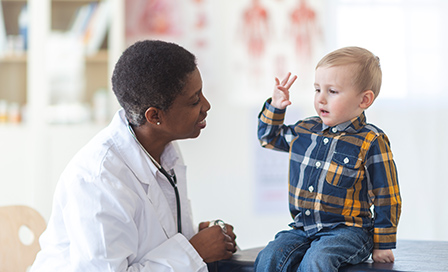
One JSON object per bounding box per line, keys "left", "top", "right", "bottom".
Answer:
{"left": 258, "top": 99, "right": 401, "bottom": 249}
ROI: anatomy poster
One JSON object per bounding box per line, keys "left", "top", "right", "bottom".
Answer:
{"left": 125, "top": 0, "right": 183, "bottom": 43}
{"left": 125, "top": 0, "right": 216, "bottom": 87}
{"left": 125, "top": 0, "right": 212, "bottom": 49}
{"left": 231, "top": 0, "right": 324, "bottom": 106}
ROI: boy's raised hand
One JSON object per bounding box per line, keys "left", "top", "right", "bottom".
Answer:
{"left": 271, "top": 72, "right": 297, "bottom": 109}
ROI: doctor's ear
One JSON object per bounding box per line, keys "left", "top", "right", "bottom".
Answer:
{"left": 144, "top": 107, "right": 162, "bottom": 126}
{"left": 360, "top": 90, "right": 375, "bottom": 109}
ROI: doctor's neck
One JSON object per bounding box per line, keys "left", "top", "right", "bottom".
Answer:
{"left": 132, "top": 124, "right": 171, "bottom": 165}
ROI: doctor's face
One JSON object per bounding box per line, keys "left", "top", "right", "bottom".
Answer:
{"left": 161, "top": 67, "right": 211, "bottom": 141}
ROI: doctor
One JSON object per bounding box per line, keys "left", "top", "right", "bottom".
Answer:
{"left": 31, "top": 40, "right": 237, "bottom": 271}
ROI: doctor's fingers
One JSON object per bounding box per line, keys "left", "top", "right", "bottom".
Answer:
{"left": 224, "top": 228, "right": 238, "bottom": 250}
{"left": 225, "top": 240, "right": 237, "bottom": 254}
{"left": 198, "top": 221, "right": 210, "bottom": 231}
{"left": 221, "top": 232, "right": 237, "bottom": 253}
{"left": 225, "top": 224, "right": 236, "bottom": 240}
{"left": 218, "top": 236, "right": 236, "bottom": 259}
{"left": 206, "top": 233, "right": 235, "bottom": 261}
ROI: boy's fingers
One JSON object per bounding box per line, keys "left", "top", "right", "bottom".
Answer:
{"left": 277, "top": 86, "right": 291, "bottom": 93}
{"left": 275, "top": 77, "right": 280, "bottom": 85}
{"left": 280, "top": 72, "right": 291, "bottom": 85}
{"left": 285, "top": 75, "right": 298, "bottom": 89}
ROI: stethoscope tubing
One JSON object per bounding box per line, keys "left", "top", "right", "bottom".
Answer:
{"left": 128, "top": 123, "right": 182, "bottom": 233}
{"left": 158, "top": 166, "right": 182, "bottom": 233}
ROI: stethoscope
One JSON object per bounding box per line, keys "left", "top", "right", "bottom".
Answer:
{"left": 128, "top": 123, "right": 182, "bottom": 234}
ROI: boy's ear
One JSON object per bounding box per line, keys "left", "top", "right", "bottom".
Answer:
{"left": 360, "top": 90, "right": 375, "bottom": 109}
{"left": 144, "top": 107, "right": 162, "bottom": 125}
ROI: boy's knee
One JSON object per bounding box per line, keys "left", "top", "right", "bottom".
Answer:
{"left": 299, "top": 254, "right": 338, "bottom": 272}
{"left": 254, "top": 247, "right": 276, "bottom": 271}
{"left": 255, "top": 244, "right": 279, "bottom": 262}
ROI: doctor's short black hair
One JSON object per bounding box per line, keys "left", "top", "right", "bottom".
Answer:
{"left": 112, "top": 40, "right": 197, "bottom": 126}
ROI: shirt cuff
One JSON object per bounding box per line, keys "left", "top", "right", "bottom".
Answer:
{"left": 373, "top": 227, "right": 397, "bottom": 249}
{"left": 259, "top": 98, "right": 286, "bottom": 126}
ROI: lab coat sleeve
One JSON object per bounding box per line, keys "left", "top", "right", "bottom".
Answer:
{"left": 62, "top": 173, "right": 207, "bottom": 272}
{"left": 134, "top": 233, "right": 206, "bottom": 271}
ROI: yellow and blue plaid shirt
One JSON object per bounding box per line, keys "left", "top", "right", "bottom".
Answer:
{"left": 258, "top": 99, "right": 401, "bottom": 249}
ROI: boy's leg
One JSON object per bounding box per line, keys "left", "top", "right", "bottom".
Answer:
{"left": 254, "top": 229, "right": 310, "bottom": 272}
{"left": 298, "top": 226, "right": 373, "bottom": 272}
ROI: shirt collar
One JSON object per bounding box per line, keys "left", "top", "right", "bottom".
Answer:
{"left": 321, "top": 111, "right": 367, "bottom": 133}
{"left": 160, "top": 142, "right": 179, "bottom": 171}
{"left": 124, "top": 113, "right": 179, "bottom": 176}
{"left": 143, "top": 141, "right": 179, "bottom": 177}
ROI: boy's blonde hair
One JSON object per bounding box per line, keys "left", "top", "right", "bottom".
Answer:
{"left": 316, "top": 46, "right": 382, "bottom": 98}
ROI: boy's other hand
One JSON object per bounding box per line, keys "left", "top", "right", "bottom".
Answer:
{"left": 271, "top": 72, "right": 297, "bottom": 109}
{"left": 372, "top": 249, "right": 395, "bottom": 263}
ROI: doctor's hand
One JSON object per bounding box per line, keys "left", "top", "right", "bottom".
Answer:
{"left": 198, "top": 221, "right": 237, "bottom": 239}
{"left": 190, "top": 222, "right": 237, "bottom": 263}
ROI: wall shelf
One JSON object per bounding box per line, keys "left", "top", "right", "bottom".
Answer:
{"left": 0, "top": 54, "right": 26, "bottom": 62}
{"left": 0, "top": 0, "right": 124, "bottom": 218}
{"left": 0, "top": 0, "right": 121, "bottom": 123}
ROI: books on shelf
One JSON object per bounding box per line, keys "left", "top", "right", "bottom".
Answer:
{"left": 0, "top": 1, "right": 6, "bottom": 57}
{"left": 68, "top": 2, "right": 98, "bottom": 37}
{"left": 68, "top": 0, "right": 111, "bottom": 56}
{"left": 18, "top": 4, "right": 28, "bottom": 50}
{"left": 0, "top": 3, "right": 27, "bottom": 56}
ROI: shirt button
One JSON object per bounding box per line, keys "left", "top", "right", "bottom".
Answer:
{"left": 323, "top": 138, "right": 329, "bottom": 144}
{"left": 308, "top": 186, "right": 314, "bottom": 192}
{"left": 332, "top": 127, "right": 338, "bottom": 133}
{"left": 315, "top": 161, "right": 321, "bottom": 168}
{"left": 343, "top": 157, "right": 349, "bottom": 164}
{"left": 305, "top": 210, "right": 311, "bottom": 216}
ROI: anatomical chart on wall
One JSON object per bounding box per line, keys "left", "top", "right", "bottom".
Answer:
{"left": 231, "top": 0, "right": 324, "bottom": 106}
{"left": 124, "top": 0, "right": 216, "bottom": 86}
{"left": 125, "top": 0, "right": 183, "bottom": 44}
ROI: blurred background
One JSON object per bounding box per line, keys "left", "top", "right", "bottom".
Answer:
{"left": 1, "top": 0, "right": 447, "bottom": 250}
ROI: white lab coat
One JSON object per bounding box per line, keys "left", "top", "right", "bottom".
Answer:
{"left": 31, "top": 109, "right": 208, "bottom": 272}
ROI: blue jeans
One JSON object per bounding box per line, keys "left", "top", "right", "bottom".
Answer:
{"left": 254, "top": 226, "right": 373, "bottom": 272}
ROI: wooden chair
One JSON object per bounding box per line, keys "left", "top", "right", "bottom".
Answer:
{"left": 0, "top": 205, "right": 46, "bottom": 272}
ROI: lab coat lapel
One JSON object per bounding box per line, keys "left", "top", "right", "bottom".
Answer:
{"left": 110, "top": 110, "right": 177, "bottom": 238}
{"left": 173, "top": 164, "right": 195, "bottom": 239}
{"left": 145, "top": 175, "right": 177, "bottom": 238}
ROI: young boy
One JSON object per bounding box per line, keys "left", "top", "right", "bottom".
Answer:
{"left": 255, "top": 47, "right": 401, "bottom": 271}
